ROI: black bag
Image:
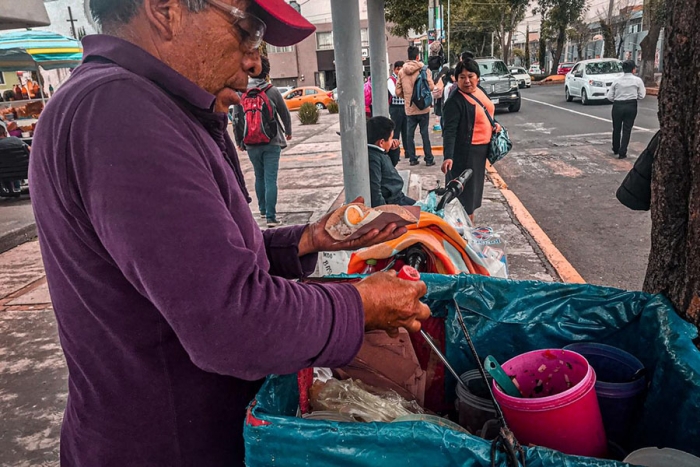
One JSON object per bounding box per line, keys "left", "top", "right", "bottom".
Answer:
{"left": 428, "top": 55, "right": 443, "bottom": 71}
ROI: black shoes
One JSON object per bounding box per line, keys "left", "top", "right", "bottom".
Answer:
{"left": 409, "top": 160, "right": 419, "bottom": 166}
{"left": 425, "top": 161, "right": 436, "bottom": 167}
{"left": 618, "top": 154, "right": 627, "bottom": 159}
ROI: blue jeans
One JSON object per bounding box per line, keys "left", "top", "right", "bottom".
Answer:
{"left": 247, "top": 144, "right": 281, "bottom": 221}
{"left": 406, "top": 113, "right": 434, "bottom": 164}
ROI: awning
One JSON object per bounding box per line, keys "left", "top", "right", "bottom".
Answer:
{"left": 0, "top": 30, "right": 83, "bottom": 71}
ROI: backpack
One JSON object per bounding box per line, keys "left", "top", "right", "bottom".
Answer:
{"left": 428, "top": 55, "right": 443, "bottom": 71}
{"left": 411, "top": 65, "right": 433, "bottom": 110}
{"left": 241, "top": 84, "right": 278, "bottom": 146}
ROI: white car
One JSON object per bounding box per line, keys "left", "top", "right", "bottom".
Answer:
{"left": 528, "top": 64, "right": 541, "bottom": 75}
{"left": 509, "top": 67, "right": 531, "bottom": 88}
{"left": 565, "top": 59, "right": 624, "bottom": 105}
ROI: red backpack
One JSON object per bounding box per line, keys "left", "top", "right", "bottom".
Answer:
{"left": 241, "top": 84, "right": 278, "bottom": 145}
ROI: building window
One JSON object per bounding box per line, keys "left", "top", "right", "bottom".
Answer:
{"left": 316, "top": 31, "right": 334, "bottom": 50}
{"left": 628, "top": 23, "right": 641, "bottom": 34}
{"left": 268, "top": 45, "right": 294, "bottom": 54}
{"left": 360, "top": 28, "right": 369, "bottom": 47}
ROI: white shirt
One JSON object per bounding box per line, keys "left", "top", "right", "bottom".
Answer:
{"left": 387, "top": 76, "right": 397, "bottom": 97}
{"left": 443, "top": 82, "right": 454, "bottom": 103}
{"left": 607, "top": 73, "right": 646, "bottom": 102}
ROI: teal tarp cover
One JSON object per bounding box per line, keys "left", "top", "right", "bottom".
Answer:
{"left": 244, "top": 274, "right": 700, "bottom": 466}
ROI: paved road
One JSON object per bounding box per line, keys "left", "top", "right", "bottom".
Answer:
{"left": 494, "top": 84, "right": 659, "bottom": 291}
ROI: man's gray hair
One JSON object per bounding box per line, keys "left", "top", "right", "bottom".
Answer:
{"left": 88, "top": 0, "right": 207, "bottom": 28}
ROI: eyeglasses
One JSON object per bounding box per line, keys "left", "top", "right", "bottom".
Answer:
{"left": 205, "top": 0, "right": 267, "bottom": 50}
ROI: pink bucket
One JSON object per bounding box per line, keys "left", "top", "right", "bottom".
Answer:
{"left": 492, "top": 349, "right": 608, "bottom": 458}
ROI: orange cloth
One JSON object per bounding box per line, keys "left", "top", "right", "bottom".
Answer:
{"left": 459, "top": 87, "right": 494, "bottom": 145}
{"left": 347, "top": 212, "right": 490, "bottom": 276}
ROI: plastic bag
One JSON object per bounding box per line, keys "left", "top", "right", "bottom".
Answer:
{"left": 465, "top": 226, "right": 508, "bottom": 279}
{"left": 308, "top": 377, "right": 424, "bottom": 423}
{"left": 315, "top": 250, "right": 351, "bottom": 276}
{"left": 417, "top": 192, "right": 508, "bottom": 278}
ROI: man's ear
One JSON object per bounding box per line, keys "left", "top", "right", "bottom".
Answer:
{"left": 142, "top": 0, "right": 183, "bottom": 41}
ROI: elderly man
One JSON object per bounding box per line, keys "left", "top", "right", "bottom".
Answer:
{"left": 29, "top": 0, "right": 430, "bottom": 465}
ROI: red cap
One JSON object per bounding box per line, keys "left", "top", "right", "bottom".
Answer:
{"left": 250, "top": 0, "right": 316, "bottom": 47}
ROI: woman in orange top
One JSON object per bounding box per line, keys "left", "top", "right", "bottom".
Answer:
{"left": 441, "top": 59, "right": 497, "bottom": 220}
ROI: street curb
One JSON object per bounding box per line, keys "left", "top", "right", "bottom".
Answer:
{"left": 0, "top": 223, "right": 37, "bottom": 255}
{"left": 486, "top": 162, "right": 586, "bottom": 284}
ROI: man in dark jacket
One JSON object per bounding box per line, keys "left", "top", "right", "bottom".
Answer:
{"left": 616, "top": 131, "right": 659, "bottom": 210}
{"left": 367, "top": 116, "right": 416, "bottom": 207}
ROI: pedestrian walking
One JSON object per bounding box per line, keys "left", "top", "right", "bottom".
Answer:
{"left": 396, "top": 46, "right": 436, "bottom": 167}
{"left": 607, "top": 60, "right": 646, "bottom": 159}
{"left": 233, "top": 56, "right": 291, "bottom": 227}
{"left": 388, "top": 61, "right": 408, "bottom": 166}
{"left": 364, "top": 75, "right": 373, "bottom": 118}
{"left": 28, "top": 1, "right": 430, "bottom": 465}
{"left": 441, "top": 59, "right": 499, "bottom": 221}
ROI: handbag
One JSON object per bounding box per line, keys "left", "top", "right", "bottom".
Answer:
{"left": 464, "top": 93, "right": 512, "bottom": 165}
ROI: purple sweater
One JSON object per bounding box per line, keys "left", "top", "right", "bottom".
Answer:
{"left": 29, "top": 35, "right": 364, "bottom": 466}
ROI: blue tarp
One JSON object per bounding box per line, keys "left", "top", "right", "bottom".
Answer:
{"left": 244, "top": 274, "right": 700, "bottom": 466}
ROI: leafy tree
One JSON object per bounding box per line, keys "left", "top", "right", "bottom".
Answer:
{"left": 385, "top": 0, "right": 431, "bottom": 38}
{"left": 567, "top": 16, "right": 592, "bottom": 60}
{"left": 645, "top": 0, "right": 700, "bottom": 333}
{"left": 537, "top": 0, "right": 587, "bottom": 75}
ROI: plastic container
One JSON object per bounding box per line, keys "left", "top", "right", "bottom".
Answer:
{"left": 564, "top": 343, "right": 647, "bottom": 447}
{"left": 623, "top": 447, "right": 700, "bottom": 466}
{"left": 492, "top": 349, "right": 608, "bottom": 458}
{"left": 455, "top": 370, "right": 497, "bottom": 435}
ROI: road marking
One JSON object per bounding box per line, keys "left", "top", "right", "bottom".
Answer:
{"left": 486, "top": 163, "right": 586, "bottom": 284}
{"left": 521, "top": 97, "right": 655, "bottom": 132}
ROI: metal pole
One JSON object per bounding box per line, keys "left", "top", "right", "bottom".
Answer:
{"left": 368, "top": 0, "right": 389, "bottom": 118}
{"left": 331, "top": 0, "right": 371, "bottom": 203}
{"left": 491, "top": 31, "right": 495, "bottom": 57}
{"left": 447, "top": 0, "right": 450, "bottom": 63}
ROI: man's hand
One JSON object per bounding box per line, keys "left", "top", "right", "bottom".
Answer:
{"left": 441, "top": 159, "right": 453, "bottom": 174}
{"left": 390, "top": 139, "right": 400, "bottom": 150}
{"left": 297, "top": 197, "right": 407, "bottom": 256}
{"left": 353, "top": 271, "right": 431, "bottom": 337}
{"left": 286, "top": 134, "right": 293, "bottom": 141}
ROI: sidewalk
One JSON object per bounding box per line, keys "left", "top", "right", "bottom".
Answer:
{"left": 0, "top": 111, "right": 556, "bottom": 466}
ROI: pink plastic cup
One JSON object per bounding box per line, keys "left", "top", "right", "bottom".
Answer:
{"left": 492, "top": 349, "right": 608, "bottom": 458}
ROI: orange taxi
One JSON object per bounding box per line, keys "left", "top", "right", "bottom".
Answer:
{"left": 282, "top": 86, "right": 335, "bottom": 111}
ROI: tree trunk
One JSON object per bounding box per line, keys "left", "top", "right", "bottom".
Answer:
{"left": 525, "top": 25, "right": 531, "bottom": 67}
{"left": 601, "top": 21, "right": 617, "bottom": 58}
{"left": 551, "top": 27, "right": 566, "bottom": 75}
{"left": 644, "top": 0, "right": 700, "bottom": 334}
{"left": 539, "top": 38, "right": 546, "bottom": 71}
{"left": 639, "top": 23, "right": 662, "bottom": 85}
{"left": 577, "top": 41, "right": 584, "bottom": 60}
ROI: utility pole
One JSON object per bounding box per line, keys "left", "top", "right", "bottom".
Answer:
{"left": 447, "top": 0, "right": 451, "bottom": 63}
{"left": 368, "top": 0, "right": 389, "bottom": 118}
{"left": 330, "top": 0, "right": 371, "bottom": 203}
{"left": 67, "top": 6, "right": 78, "bottom": 39}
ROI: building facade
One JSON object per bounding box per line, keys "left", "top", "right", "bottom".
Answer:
{"left": 268, "top": 1, "right": 410, "bottom": 90}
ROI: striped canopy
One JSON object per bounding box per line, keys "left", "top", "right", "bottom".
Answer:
{"left": 0, "top": 30, "right": 83, "bottom": 71}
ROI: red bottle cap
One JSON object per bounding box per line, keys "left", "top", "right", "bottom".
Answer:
{"left": 398, "top": 265, "right": 420, "bottom": 282}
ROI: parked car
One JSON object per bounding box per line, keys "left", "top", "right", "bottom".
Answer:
{"left": 474, "top": 57, "right": 521, "bottom": 112}
{"left": 528, "top": 64, "right": 542, "bottom": 75}
{"left": 509, "top": 67, "right": 531, "bottom": 88}
{"left": 557, "top": 62, "right": 576, "bottom": 75}
{"left": 282, "top": 86, "right": 335, "bottom": 111}
{"left": 564, "top": 59, "right": 624, "bottom": 105}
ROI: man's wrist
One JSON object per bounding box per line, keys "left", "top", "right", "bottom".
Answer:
{"left": 298, "top": 225, "right": 315, "bottom": 257}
